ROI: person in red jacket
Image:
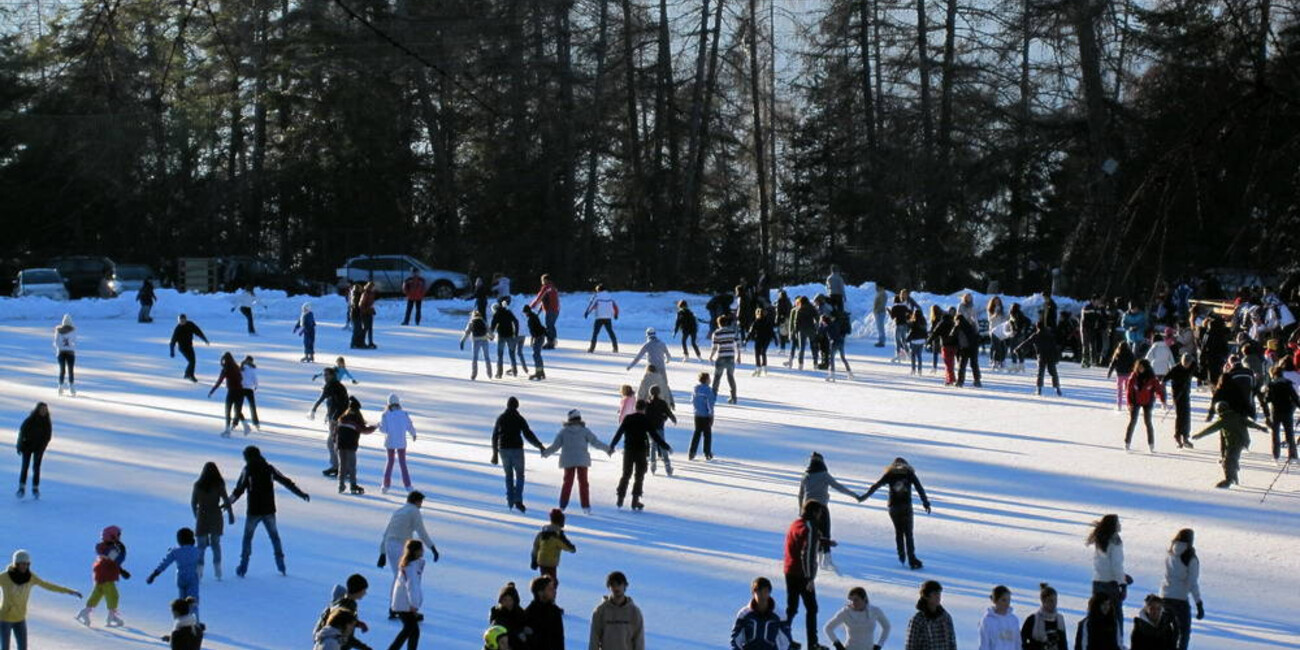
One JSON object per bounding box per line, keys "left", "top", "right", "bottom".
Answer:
{"left": 208, "top": 352, "right": 247, "bottom": 437}
{"left": 1125, "top": 359, "right": 1167, "bottom": 452}
{"left": 784, "top": 500, "right": 828, "bottom": 650}
{"left": 529, "top": 274, "right": 561, "bottom": 349}
{"left": 401, "top": 269, "right": 427, "bottom": 326}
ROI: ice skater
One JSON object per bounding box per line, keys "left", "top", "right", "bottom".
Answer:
{"left": 294, "top": 303, "right": 317, "bottom": 362}
{"left": 460, "top": 310, "right": 494, "bottom": 380}
{"left": 229, "top": 445, "right": 311, "bottom": 577}
{"left": 190, "top": 462, "right": 234, "bottom": 580}
{"left": 380, "top": 393, "right": 418, "bottom": 494}
{"left": 541, "top": 409, "right": 612, "bottom": 513}
{"left": 15, "top": 402, "right": 51, "bottom": 500}
{"left": 797, "top": 452, "right": 857, "bottom": 572}
{"left": 145, "top": 528, "right": 202, "bottom": 621}
{"left": 627, "top": 328, "right": 675, "bottom": 408}
{"left": 169, "top": 314, "right": 209, "bottom": 382}
{"left": 208, "top": 352, "right": 248, "bottom": 436}
{"left": 859, "top": 457, "right": 931, "bottom": 570}
{"left": 75, "top": 525, "right": 132, "bottom": 627}
{"left": 53, "top": 314, "right": 77, "bottom": 396}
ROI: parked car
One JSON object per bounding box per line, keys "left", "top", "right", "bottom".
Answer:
{"left": 106, "top": 263, "right": 157, "bottom": 296}
{"left": 217, "top": 256, "right": 315, "bottom": 295}
{"left": 48, "top": 256, "right": 115, "bottom": 298}
{"left": 12, "top": 268, "right": 70, "bottom": 300}
{"left": 335, "top": 255, "right": 468, "bottom": 299}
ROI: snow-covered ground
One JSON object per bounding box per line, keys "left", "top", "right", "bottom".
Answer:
{"left": 0, "top": 286, "right": 1295, "bottom": 650}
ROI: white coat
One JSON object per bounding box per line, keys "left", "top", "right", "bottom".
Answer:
{"left": 1092, "top": 539, "right": 1125, "bottom": 584}
{"left": 978, "top": 606, "right": 1020, "bottom": 650}
{"left": 823, "top": 603, "right": 890, "bottom": 650}
{"left": 380, "top": 408, "right": 417, "bottom": 450}
{"left": 1160, "top": 541, "right": 1202, "bottom": 603}
{"left": 390, "top": 558, "right": 424, "bottom": 612}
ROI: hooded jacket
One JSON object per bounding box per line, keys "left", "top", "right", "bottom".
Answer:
{"left": 170, "top": 612, "right": 204, "bottom": 650}
{"left": 589, "top": 595, "right": 645, "bottom": 650}
{"left": 16, "top": 409, "right": 51, "bottom": 454}
{"left": 1129, "top": 609, "right": 1178, "bottom": 650}
{"left": 525, "top": 597, "right": 566, "bottom": 650}
{"left": 380, "top": 407, "right": 417, "bottom": 450}
{"left": 314, "top": 625, "right": 345, "bottom": 650}
{"left": 0, "top": 566, "right": 77, "bottom": 623}
{"left": 585, "top": 291, "right": 621, "bottom": 320}
{"left": 864, "top": 460, "right": 930, "bottom": 513}
{"left": 610, "top": 412, "right": 670, "bottom": 458}
{"left": 978, "top": 606, "right": 1020, "bottom": 650}
{"left": 1159, "top": 541, "right": 1202, "bottom": 603}
{"left": 53, "top": 322, "right": 76, "bottom": 353}
{"left": 543, "top": 422, "right": 611, "bottom": 468}
{"left": 531, "top": 524, "right": 576, "bottom": 568}
{"left": 731, "top": 597, "right": 793, "bottom": 650}
{"left": 230, "top": 453, "right": 308, "bottom": 516}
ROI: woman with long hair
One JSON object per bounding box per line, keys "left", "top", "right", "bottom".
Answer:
{"left": 1020, "top": 583, "right": 1069, "bottom": 650}
{"left": 207, "top": 352, "right": 246, "bottom": 436}
{"left": 191, "top": 462, "right": 234, "bottom": 580}
{"left": 388, "top": 540, "right": 424, "bottom": 650}
{"left": 986, "top": 296, "right": 1008, "bottom": 370}
{"left": 927, "top": 305, "right": 944, "bottom": 374}
{"left": 859, "top": 457, "right": 932, "bottom": 570}
{"left": 1074, "top": 592, "right": 1121, "bottom": 650}
{"left": 1125, "top": 359, "right": 1167, "bottom": 452}
{"left": 907, "top": 309, "right": 930, "bottom": 376}
{"left": 1087, "top": 514, "right": 1131, "bottom": 639}
{"left": 1158, "top": 529, "right": 1203, "bottom": 650}
{"left": 1107, "top": 342, "right": 1137, "bottom": 410}
{"left": 16, "top": 403, "right": 52, "bottom": 500}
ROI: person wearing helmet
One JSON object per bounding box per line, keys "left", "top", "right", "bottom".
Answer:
{"left": 1192, "top": 402, "right": 1268, "bottom": 488}
{"left": 484, "top": 624, "right": 511, "bottom": 650}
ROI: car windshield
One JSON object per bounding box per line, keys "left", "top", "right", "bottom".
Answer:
{"left": 24, "top": 270, "right": 61, "bottom": 284}
{"left": 116, "top": 265, "right": 152, "bottom": 280}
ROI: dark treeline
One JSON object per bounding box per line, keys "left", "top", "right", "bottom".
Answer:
{"left": 1, "top": 0, "right": 1298, "bottom": 295}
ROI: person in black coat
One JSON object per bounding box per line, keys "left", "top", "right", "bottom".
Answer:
{"left": 191, "top": 462, "right": 234, "bottom": 580}
{"left": 1262, "top": 363, "right": 1300, "bottom": 460}
{"left": 523, "top": 305, "right": 548, "bottom": 381}
{"left": 954, "top": 314, "right": 982, "bottom": 388}
{"left": 1017, "top": 323, "right": 1062, "bottom": 396}
{"left": 1163, "top": 354, "right": 1199, "bottom": 449}
{"left": 489, "top": 582, "right": 528, "bottom": 650}
{"left": 859, "top": 457, "right": 931, "bottom": 570}
{"left": 524, "top": 575, "right": 564, "bottom": 650}
{"left": 169, "top": 315, "right": 210, "bottom": 382}
{"left": 608, "top": 401, "right": 671, "bottom": 510}
{"left": 311, "top": 368, "right": 350, "bottom": 477}
{"left": 491, "top": 397, "right": 547, "bottom": 513}
{"left": 137, "top": 280, "right": 157, "bottom": 323}
{"left": 228, "top": 446, "right": 309, "bottom": 577}
{"left": 1076, "top": 593, "right": 1121, "bottom": 650}
{"left": 490, "top": 301, "right": 524, "bottom": 378}
{"left": 16, "top": 402, "right": 52, "bottom": 499}
{"left": 673, "top": 301, "right": 704, "bottom": 360}
{"left": 1130, "top": 595, "right": 1178, "bottom": 650}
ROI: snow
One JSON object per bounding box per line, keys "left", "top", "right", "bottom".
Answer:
{"left": 0, "top": 286, "right": 1295, "bottom": 650}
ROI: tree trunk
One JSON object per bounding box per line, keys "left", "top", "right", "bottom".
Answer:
{"left": 747, "top": 0, "right": 771, "bottom": 270}
{"left": 857, "top": 0, "right": 877, "bottom": 151}
{"left": 581, "top": 0, "right": 610, "bottom": 273}
{"left": 555, "top": 0, "right": 577, "bottom": 278}
{"left": 678, "top": 0, "right": 712, "bottom": 279}
{"left": 620, "top": 0, "right": 647, "bottom": 282}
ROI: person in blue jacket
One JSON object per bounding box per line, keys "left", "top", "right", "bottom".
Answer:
{"left": 730, "top": 576, "right": 794, "bottom": 650}
{"left": 146, "top": 528, "right": 203, "bottom": 620}
{"left": 294, "top": 303, "right": 317, "bottom": 363}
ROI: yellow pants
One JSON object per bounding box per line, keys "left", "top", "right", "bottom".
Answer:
{"left": 87, "top": 582, "right": 119, "bottom": 609}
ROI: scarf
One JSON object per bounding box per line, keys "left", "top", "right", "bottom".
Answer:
{"left": 6, "top": 567, "right": 31, "bottom": 585}
{"left": 1032, "top": 608, "right": 1062, "bottom": 643}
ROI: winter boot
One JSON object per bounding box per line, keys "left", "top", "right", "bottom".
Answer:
{"left": 106, "top": 610, "right": 124, "bottom": 627}
{"left": 75, "top": 608, "right": 92, "bottom": 626}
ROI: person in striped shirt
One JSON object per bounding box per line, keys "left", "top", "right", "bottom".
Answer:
{"left": 710, "top": 315, "right": 742, "bottom": 404}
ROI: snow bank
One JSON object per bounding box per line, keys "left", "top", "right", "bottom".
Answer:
{"left": 0, "top": 283, "right": 1084, "bottom": 336}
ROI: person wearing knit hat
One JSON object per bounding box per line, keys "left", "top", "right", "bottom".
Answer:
{"left": 489, "top": 582, "right": 527, "bottom": 650}
{"left": 531, "top": 509, "right": 576, "bottom": 581}
{"left": 294, "top": 302, "right": 317, "bottom": 363}
{"left": 53, "top": 314, "right": 77, "bottom": 396}
{"left": 380, "top": 393, "right": 418, "bottom": 495}
{"left": 541, "top": 411, "right": 612, "bottom": 514}
{"left": 1, "top": 549, "right": 82, "bottom": 648}
{"left": 75, "top": 525, "right": 132, "bottom": 628}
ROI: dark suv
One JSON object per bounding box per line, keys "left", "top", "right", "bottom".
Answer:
{"left": 48, "top": 256, "right": 115, "bottom": 298}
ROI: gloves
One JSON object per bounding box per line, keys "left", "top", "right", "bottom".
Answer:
{"left": 1124, "top": 574, "right": 1134, "bottom": 585}
{"left": 302, "top": 493, "right": 311, "bottom": 502}
{"left": 71, "top": 591, "right": 83, "bottom": 599}
{"left": 1196, "top": 601, "right": 1205, "bottom": 620}
{"left": 530, "top": 560, "right": 539, "bottom": 570}
{"left": 491, "top": 454, "right": 499, "bottom": 465}
{"left": 119, "top": 569, "right": 131, "bottom": 580}
{"left": 228, "top": 513, "right": 236, "bottom": 525}
{"left": 924, "top": 503, "right": 932, "bottom": 514}
{"left": 431, "top": 548, "right": 440, "bottom": 563}
{"left": 308, "top": 411, "right": 316, "bottom": 421}
{"left": 352, "top": 380, "right": 358, "bottom": 385}
{"left": 459, "top": 342, "right": 465, "bottom": 350}
{"left": 834, "top": 643, "right": 846, "bottom": 650}
{"left": 146, "top": 573, "right": 157, "bottom": 585}
{"left": 377, "top": 552, "right": 387, "bottom": 568}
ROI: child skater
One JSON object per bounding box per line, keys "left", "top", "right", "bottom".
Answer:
{"left": 76, "top": 525, "right": 132, "bottom": 627}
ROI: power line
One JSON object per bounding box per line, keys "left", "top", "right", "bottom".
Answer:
{"left": 329, "top": 0, "right": 499, "bottom": 116}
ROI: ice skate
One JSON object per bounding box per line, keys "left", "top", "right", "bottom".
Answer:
{"left": 350, "top": 485, "right": 365, "bottom": 495}
{"left": 242, "top": 421, "right": 252, "bottom": 435}
{"left": 15, "top": 486, "right": 24, "bottom": 499}
{"left": 220, "top": 427, "right": 231, "bottom": 438}
{"left": 58, "top": 382, "right": 65, "bottom": 396}
{"left": 75, "top": 608, "right": 92, "bottom": 626}
{"left": 31, "top": 487, "right": 38, "bottom": 499}
{"left": 631, "top": 497, "right": 644, "bottom": 511}
{"left": 69, "top": 383, "right": 76, "bottom": 396}
{"left": 514, "top": 502, "right": 527, "bottom": 513}
{"left": 106, "top": 610, "right": 124, "bottom": 627}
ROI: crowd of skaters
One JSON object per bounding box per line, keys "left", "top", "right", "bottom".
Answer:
{"left": 11, "top": 267, "right": 1289, "bottom": 650}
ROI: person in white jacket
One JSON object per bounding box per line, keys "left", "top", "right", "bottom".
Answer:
{"left": 1159, "top": 528, "right": 1203, "bottom": 650}
{"left": 388, "top": 540, "right": 424, "bottom": 650}
{"left": 53, "top": 314, "right": 77, "bottom": 396}
{"left": 1087, "top": 514, "right": 1132, "bottom": 638}
{"left": 823, "top": 586, "right": 890, "bottom": 650}
{"left": 978, "top": 585, "right": 1019, "bottom": 650}
{"left": 585, "top": 285, "right": 621, "bottom": 353}
{"left": 380, "top": 492, "right": 439, "bottom": 583}
{"left": 541, "top": 410, "right": 612, "bottom": 514}
{"left": 380, "top": 394, "right": 418, "bottom": 494}
{"left": 1145, "top": 333, "right": 1176, "bottom": 378}
{"left": 231, "top": 287, "right": 258, "bottom": 335}
{"left": 239, "top": 356, "right": 261, "bottom": 431}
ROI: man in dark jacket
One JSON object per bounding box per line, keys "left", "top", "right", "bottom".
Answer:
{"left": 524, "top": 305, "right": 548, "bottom": 380}
{"left": 491, "top": 301, "right": 524, "bottom": 378}
{"left": 644, "top": 385, "right": 677, "bottom": 476}
{"left": 310, "top": 368, "right": 350, "bottom": 477}
{"left": 731, "top": 577, "right": 793, "bottom": 650}
{"left": 1130, "top": 594, "right": 1178, "bottom": 650}
{"left": 783, "top": 500, "right": 826, "bottom": 650}
{"left": 525, "top": 575, "right": 564, "bottom": 650}
{"left": 954, "top": 314, "right": 983, "bottom": 388}
{"left": 1163, "top": 354, "right": 1198, "bottom": 449}
{"left": 229, "top": 446, "right": 309, "bottom": 577}
{"left": 1080, "top": 295, "right": 1108, "bottom": 368}
{"left": 492, "top": 396, "right": 547, "bottom": 513}
{"left": 169, "top": 314, "right": 209, "bottom": 382}
{"left": 609, "top": 401, "right": 671, "bottom": 511}
{"left": 1016, "top": 324, "right": 1061, "bottom": 396}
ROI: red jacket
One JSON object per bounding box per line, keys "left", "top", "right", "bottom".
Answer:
{"left": 782, "top": 518, "right": 818, "bottom": 579}
{"left": 92, "top": 541, "right": 127, "bottom": 583}
{"left": 402, "top": 276, "right": 427, "bottom": 301}
{"left": 1128, "top": 374, "right": 1167, "bottom": 407}
{"left": 530, "top": 283, "right": 560, "bottom": 314}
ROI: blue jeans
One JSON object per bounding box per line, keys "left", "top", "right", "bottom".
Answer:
{"left": 1165, "top": 597, "right": 1192, "bottom": 650}
{"left": 712, "top": 357, "right": 737, "bottom": 400}
{"left": 500, "top": 448, "right": 525, "bottom": 505}
{"left": 874, "top": 311, "right": 886, "bottom": 345}
{"left": 239, "top": 514, "right": 286, "bottom": 575}
{"left": 544, "top": 311, "right": 559, "bottom": 347}
{"left": 471, "top": 339, "right": 493, "bottom": 379}
{"left": 894, "top": 323, "right": 907, "bottom": 359}
{"left": 531, "top": 337, "right": 545, "bottom": 372}
{"left": 0, "top": 621, "right": 26, "bottom": 650}
{"left": 909, "top": 342, "right": 924, "bottom": 373}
